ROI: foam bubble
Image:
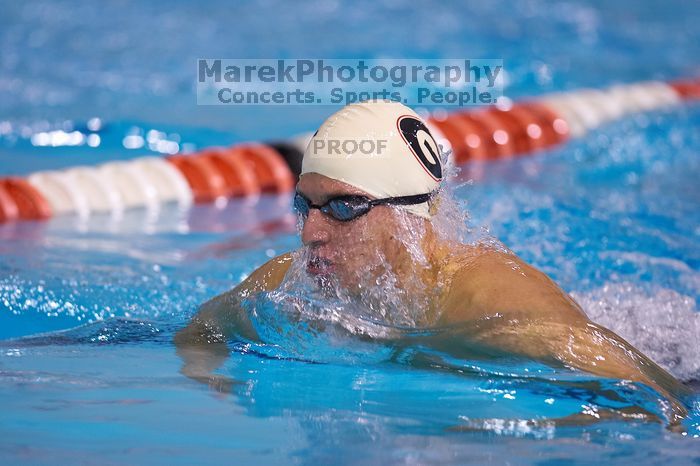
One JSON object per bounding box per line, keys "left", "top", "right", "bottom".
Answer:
{"left": 571, "top": 283, "right": 700, "bottom": 382}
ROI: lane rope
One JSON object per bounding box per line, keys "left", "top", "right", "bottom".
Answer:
{"left": 1, "top": 78, "right": 698, "bottom": 223}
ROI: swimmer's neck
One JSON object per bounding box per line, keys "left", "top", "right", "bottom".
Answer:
{"left": 401, "top": 222, "right": 470, "bottom": 320}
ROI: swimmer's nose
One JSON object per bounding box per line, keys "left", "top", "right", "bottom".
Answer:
{"left": 301, "top": 209, "right": 331, "bottom": 246}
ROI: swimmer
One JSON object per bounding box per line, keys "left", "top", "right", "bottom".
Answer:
{"left": 175, "top": 100, "right": 690, "bottom": 426}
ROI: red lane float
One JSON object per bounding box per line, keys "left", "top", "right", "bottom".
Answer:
{"left": 468, "top": 109, "right": 520, "bottom": 158}
{"left": 486, "top": 106, "right": 536, "bottom": 155}
{"left": 0, "top": 182, "right": 20, "bottom": 222}
{"left": 670, "top": 79, "right": 700, "bottom": 100}
{"left": 428, "top": 101, "right": 571, "bottom": 163}
{"left": 167, "top": 155, "right": 230, "bottom": 203}
{"left": 428, "top": 112, "right": 492, "bottom": 162}
{"left": 521, "top": 102, "right": 570, "bottom": 145}
{"left": 166, "top": 143, "right": 295, "bottom": 203}
{"left": 490, "top": 104, "right": 562, "bottom": 153}
{"left": 202, "top": 148, "right": 260, "bottom": 197}
{"left": 0, "top": 178, "right": 52, "bottom": 220}
{"left": 237, "top": 144, "right": 295, "bottom": 193}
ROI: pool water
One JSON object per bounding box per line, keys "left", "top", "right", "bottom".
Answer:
{"left": 1, "top": 0, "right": 699, "bottom": 464}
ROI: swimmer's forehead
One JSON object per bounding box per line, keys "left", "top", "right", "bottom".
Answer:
{"left": 296, "top": 173, "right": 372, "bottom": 203}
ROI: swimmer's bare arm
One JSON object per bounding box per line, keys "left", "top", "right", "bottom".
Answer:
{"left": 173, "top": 253, "right": 292, "bottom": 388}
{"left": 440, "top": 250, "right": 690, "bottom": 422}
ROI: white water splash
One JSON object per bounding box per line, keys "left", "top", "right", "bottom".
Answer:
{"left": 572, "top": 283, "right": 700, "bottom": 382}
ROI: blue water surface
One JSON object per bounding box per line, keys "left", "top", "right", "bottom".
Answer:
{"left": 1, "top": 0, "right": 699, "bottom": 464}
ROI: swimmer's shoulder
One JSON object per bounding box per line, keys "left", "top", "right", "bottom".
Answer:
{"left": 439, "top": 245, "right": 587, "bottom": 325}
{"left": 189, "top": 252, "right": 293, "bottom": 340}
{"left": 238, "top": 252, "right": 294, "bottom": 295}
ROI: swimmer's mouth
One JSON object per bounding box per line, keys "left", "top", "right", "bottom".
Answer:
{"left": 307, "top": 257, "right": 334, "bottom": 275}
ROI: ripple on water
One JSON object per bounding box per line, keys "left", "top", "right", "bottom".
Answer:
{"left": 573, "top": 282, "right": 700, "bottom": 382}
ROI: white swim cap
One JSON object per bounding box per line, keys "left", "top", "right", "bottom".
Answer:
{"left": 301, "top": 100, "right": 443, "bottom": 218}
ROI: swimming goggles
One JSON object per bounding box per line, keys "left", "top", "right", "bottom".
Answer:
{"left": 294, "top": 191, "right": 433, "bottom": 222}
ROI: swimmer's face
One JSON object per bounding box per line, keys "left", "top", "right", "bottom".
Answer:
{"left": 296, "top": 173, "right": 421, "bottom": 291}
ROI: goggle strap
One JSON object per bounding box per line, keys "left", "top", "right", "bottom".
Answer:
{"left": 369, "top": 192, "right": 433, "bottom": 207}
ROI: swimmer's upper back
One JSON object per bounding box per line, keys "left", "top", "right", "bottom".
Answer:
{"left": 438, "top": 248, "right": 589, "bottom": 326}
